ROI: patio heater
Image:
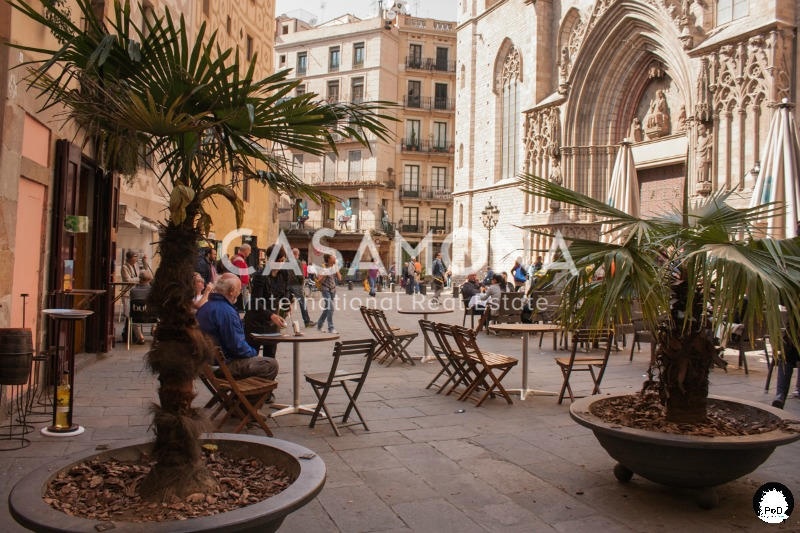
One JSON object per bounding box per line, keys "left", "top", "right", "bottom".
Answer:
{"left": 481, "top": 201, "right": 500, "bottom": 268}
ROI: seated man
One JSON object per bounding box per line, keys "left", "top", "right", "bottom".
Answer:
{"left": 197, "top": 273, "right": 278, "bottom": 381}
{"left": 460, "top": 272, "right": 485, "bottom": 313}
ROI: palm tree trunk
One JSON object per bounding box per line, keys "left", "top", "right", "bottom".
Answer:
{"left": 140, "top": 219, "right": 218, "bottom": 501}
{"left": 658, "top": 331, "right": 714, "bottom": 423}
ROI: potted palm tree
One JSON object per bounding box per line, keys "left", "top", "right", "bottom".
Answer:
{"left": 519, "top": 172, "right": 800, "bottom": 507}
{"left": 7, "top": 0, "right": 393, "bottom": 527}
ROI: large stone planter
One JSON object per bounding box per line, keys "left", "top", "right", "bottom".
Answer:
{"left": 9, "top": 433, "right": 326, "bottom": 532}
{"left": 570, "top": 394, "right": 800, "bottom": 508}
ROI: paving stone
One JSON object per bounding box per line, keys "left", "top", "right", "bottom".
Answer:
{"left": 317, "top": 484, "right": 405, "bottom": 532}
{"left": 359, "top": 467, "right": 439, "bottom": 505}
{"left": 392, "top": 498, "right": 484, "bottom": 533}
{"left": 338, "top": 446, "right": 403, "bottom": 472}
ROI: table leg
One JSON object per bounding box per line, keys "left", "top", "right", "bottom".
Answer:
{"left": 507, "top": 332, "right": 558, "bottom": 400}
{"left": 270, "top": 341, "right": 320, "bottom": 418}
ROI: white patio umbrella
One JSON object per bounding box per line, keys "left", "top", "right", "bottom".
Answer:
{"left": 601, "top": 138, "right": 640, "bottom": 243}
{"left": 749, "top": 98, "right": 800, "bottom": 239}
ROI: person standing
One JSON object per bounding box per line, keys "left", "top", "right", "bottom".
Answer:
{"left": 231, "top": 243, "right": 251, "bottom": 311}
{"left": 431, "top": 251, "right": 447, "bottom": 303}
{"left": 290, "top": 247, "right": 314, "bottom": 327}
{"left": 126, "top": 270, "right": 153, "bottom": 344}
{"left": 316, "top": 253, "right": 341, "bottom": 333}
{"left": 245, "top": 245, "right": 291, "bottom": 358}
{"left": 367, "top": 265, "right": 379, "bottom": 297}
{"left": 511, "top": 257, "right": 528, "bottom": 291}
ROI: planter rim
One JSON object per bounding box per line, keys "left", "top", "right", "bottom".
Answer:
{"left": 570, "top": 394, "right": 800, "bottom": 449}
{"left": 9, "top": 433, "right": 326, "bottom": 533}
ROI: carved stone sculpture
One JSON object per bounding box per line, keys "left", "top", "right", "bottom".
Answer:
{"left": 644, "top": 89, "right": 670, "bottom": 139}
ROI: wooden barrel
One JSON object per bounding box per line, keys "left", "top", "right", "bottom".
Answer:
{"left": 0, "top": 328, "right": 33, "bottom": 385}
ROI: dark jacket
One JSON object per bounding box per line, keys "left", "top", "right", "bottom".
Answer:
{"left": 244, "top": 271, "right": 291, "bottom": 338}
{"left": 196, "top": 293, "right": 256, "bottom": 360}
{"left": 195, "top": 252, "right": 212, "bottom": 285}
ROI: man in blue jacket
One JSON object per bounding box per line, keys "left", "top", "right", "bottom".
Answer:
{"left": 197, "top": 273, "right": 278, "bottom": 381}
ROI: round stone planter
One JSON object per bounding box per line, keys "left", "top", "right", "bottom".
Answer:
{"left": 9, "top": 433, "right": 326, "bottom": 532}
{"left": 570, "top": 394, "right": 800, "bottom": 508}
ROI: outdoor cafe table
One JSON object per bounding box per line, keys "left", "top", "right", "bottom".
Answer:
{"left": 489, "top": 323, "right": 561, "bottom": 400}
{"left": 250, "top": 331, "right": 339, "bottom": 418}
{"left": 397, "top": 307, "right": 453, "bottom": 359}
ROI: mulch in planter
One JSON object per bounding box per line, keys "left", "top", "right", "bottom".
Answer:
{"left": 590, "top": 392, "right": 799, "bottom": 437}
{"left": 44, "top": 445, "right": 292, "bottom": 523}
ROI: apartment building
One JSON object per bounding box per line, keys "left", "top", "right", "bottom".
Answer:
{"left": 274, "top": 10, "right": 456, "bottom": 272}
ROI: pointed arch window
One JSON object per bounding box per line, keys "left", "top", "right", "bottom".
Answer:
{"left": 500, "top": 47, "right": 521, "bottom": 181}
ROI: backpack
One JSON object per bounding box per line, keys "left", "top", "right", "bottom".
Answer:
{"left": 406, "top": 262, "right": 416, "bottom": 277}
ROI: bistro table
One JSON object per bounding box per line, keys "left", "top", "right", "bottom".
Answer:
{"left": 40, "top": 309, "right": 94, "bottom": 436}
{"left": 488, "top": 323, "right": 562, "bottom": 400}
{"left": 251, "top": 331, "right": 339, "bottom": 418}
{"left": 397, "top": 307, "right": 453, "bottom": 360}
{"left": 49, "top": 289, "right": 107, "bottom": 311}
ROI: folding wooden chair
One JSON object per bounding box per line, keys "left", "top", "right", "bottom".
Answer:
{"left": 360, "top": 306, "right": 390, "bottom": 362}
{"left": 419, "top": 320, "right": 460, "bottom": 392}
{"left": 304, "top": 339, "right": 375, "bottom": 436}
{"left": 366, "top": 307, "right": 417, "bottom": 366}
{"left": 201, "top": 350, "right": 278, "bottom": 436}
{"left": 450, "top": 325, "right": 518, "bottom": 407}
{"left": 433, "top": 323, "right": 479, "bottom": 397}
{"left": 555, "top": 328, "right": 614, "bottom": 404}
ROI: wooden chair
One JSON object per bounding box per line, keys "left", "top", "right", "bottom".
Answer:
{"left": 419, "top": 319, "right": 461, "bottom": 392}
{"left": 555, "top": 329, "right": 615, "bottom": 404}
{"left": 433, "top": 322, "right": 480, "bottom": 397}
{"left": 201, "top": 350, "right": 278, "bottom": 436}
{"left": 304, "top": 339, "right": 375, "bottom": 436}
{"left": 362, "top": 307, "right": 417, "bottom": 365}
{"left": 493, "top": 292, "right": 525, "bottom": 327}
{"left": 450, "top": 325, "right": 518, "bottom": 407}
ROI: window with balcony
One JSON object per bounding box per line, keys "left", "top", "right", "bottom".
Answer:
{"left": 323, "top": 152, "right": 336, "bottom": 181}
{"left": 351, "top": 77, "right": 364, "bottom": 103}
{"left": 434, "top": 83, "right": 449, "bottom": 110}
{"left": 403, "top": 207, "right": 419, "bottom": 232}
{"left": 405, "top": 120, "right": 421, "bottom": 149}
{"left": 296, "top": 84, "right": 306, "bottom": 96}
{"left": 435, "top": 47, "right": 449, "bottom": 71}
{"left": 403, "top": 165, "right": 420, "bottom": 197}
{"left": 279, "top": 54, "right": 286, "bottom": 67}
{"left": 353, "top": 42, "right": 365, "bottom": 67}
{"left": 406, "top": 80, "right": 421, "bottom": 108}
{"left": 327, "top": 80, "right": 340, "bottom": 103}
{"left": 433, "top": 122, "right": 447, "bottom": 150}
{"left": 296, "top": 52, "right": 307, "bottom": 75}
{"left": 408, "top": 43, "right": 422, "bottom": 69}
{"left": 329, "top": 46, "right": 340, "bottom": 72}
{"left": 431, "top": 208, "right": 447, "bottom": 231}
{"left": 347, "top": 151, "right": 362, "bottom": 179}
{"left": 431, "top": 166, "right": 447, "bottom": 191}
{"left": 282, "top": 24, "right": 289, "bottom": 35}
{"left": 717, "top": 0, "right": 747, "bottom": 25}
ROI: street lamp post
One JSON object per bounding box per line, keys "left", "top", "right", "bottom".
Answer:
{"left": 481, "top": 201, "right": 500, "bottom": 268}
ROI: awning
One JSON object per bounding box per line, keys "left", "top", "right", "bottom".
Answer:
{"left": 119, "top": 204, "right": 160, "bottom": 232}
{"left": 749, "top": 99, "right": 800, "bottom": 239}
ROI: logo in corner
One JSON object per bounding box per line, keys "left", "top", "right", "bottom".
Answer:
{"left": 753, "top": 482, "right": 794, "bottom": 524}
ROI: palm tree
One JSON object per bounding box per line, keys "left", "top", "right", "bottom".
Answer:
{"left": 519, "top": 173, "right": 800, "bottom": 423}
{"left": 9, "top": 0, "right": 394, "bottom": 500}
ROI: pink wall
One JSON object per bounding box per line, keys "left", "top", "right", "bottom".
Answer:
{"left": 11, "top": 178, "right": 46, "bottom": 339}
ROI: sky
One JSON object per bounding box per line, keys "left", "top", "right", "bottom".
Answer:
{"left": 275, "top": 0, "right": 458, "bottom": 24}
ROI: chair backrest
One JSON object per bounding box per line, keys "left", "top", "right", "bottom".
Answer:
{"left": 495, "top": 292, "right": 525, "bottom": 324}
{"left": 434, "top": 323, "right": 464, "bottom": 362}
{"left": 419, "top": 319, "right": 447, "bottom": 359}
{"left": 130, "top": 296, "right": 157, "bottom": 324}
{"left": 449, "top": 325, "right": 484, "bottom": 362}
{"left": 325, "top": 339, "right": 376, "bottom": 384}
{"left": 569, "top": 328, "right": 615, "bottom": 360}
{"left": 529, "top": 290, "right": 561, "bottom": 323}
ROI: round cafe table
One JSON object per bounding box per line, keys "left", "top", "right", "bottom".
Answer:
{"left": 397, "top": 307, "right": 453, "bottom": 359}
{"left": 251, "top": 331, "right": 339, "bottom": 417}
{"left": 489, "top": 323, "right": 561, "bottom": 400}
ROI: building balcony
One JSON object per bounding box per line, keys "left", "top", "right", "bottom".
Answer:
{"left": 399, "top": 186, "right": 453, "bottom": 201}
{"left": 404, "top": 56, "right": 456, "bottom": 73}
{"left": 402, "top": 96, "right": 455, "bottom": 112}
{"left": 395, "top": 220, "right": 452, "bottom": 236}
{"left": 310, "top": 170, "right": 391, "bottom": 186}
{"left": 401, "top": 140, "right": 454, "bottom": 155}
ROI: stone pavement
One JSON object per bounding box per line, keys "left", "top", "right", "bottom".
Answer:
{"left": 1, "top": 290, "right": 799, "bottom": 532}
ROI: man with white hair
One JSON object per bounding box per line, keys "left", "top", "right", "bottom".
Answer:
{"left": 230, "top": 243, "right": 251, "bottom": 311}
{"left": 197, "top": 273, "right": 278, "bottom": 381}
